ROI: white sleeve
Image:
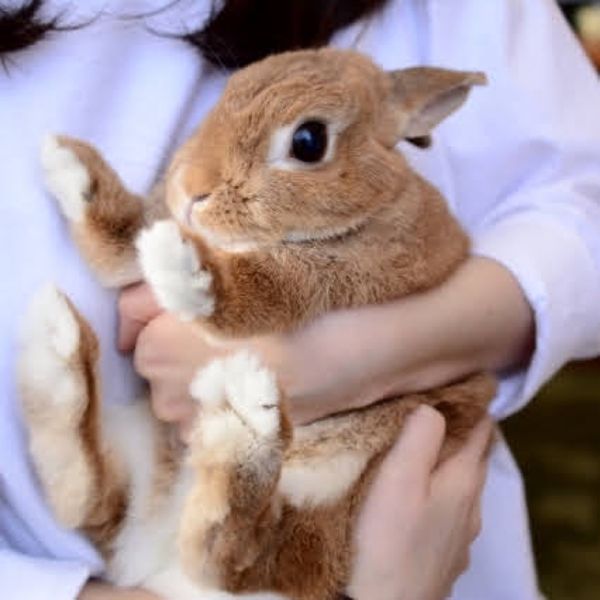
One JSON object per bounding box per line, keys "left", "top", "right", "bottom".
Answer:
{"left": 0, "top": 3, "right": 210, "bottom": 594}
{"left": 431, "top": 0, "right": 600, "bottom": 418}
{"left": 0, "top": 545, "right": 89, "bottom": 600}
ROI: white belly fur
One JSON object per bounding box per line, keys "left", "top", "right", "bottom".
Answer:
{"left": 102, "top": 403, "right": 290, "bottom": 600}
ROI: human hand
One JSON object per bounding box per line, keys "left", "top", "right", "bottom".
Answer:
{"left": 348, "top": 406, "right": 494, "bottom": 600}
{"left": 120, "top": 256, "right": 531, "bottom": 433}
{"left": 120, "top": 283, "right": 494, "bottom": 600}
{"left": 118, "top": 283, "right": 384, "bottom": 433}
{"left": 78, "top": 581, "right": 162, "bottom": 599}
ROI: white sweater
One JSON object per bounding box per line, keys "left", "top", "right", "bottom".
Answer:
{"left": 1, "top": 0, "right": 599, "bottom": 598}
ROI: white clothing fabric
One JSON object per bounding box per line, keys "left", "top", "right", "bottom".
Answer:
{"left": 0, "top": 0, "right": 599, "bottom": 598}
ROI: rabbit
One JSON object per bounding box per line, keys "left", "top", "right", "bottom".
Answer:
{"left": 18, "top": 48, "right": 496, "bottom": 600}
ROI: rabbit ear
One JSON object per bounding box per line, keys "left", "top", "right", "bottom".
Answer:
{"left": 387, "top": 68, "right": 487, "bottom": 142}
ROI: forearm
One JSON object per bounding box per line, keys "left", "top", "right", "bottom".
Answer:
{"left": 374, "top": 255, "right": 533, "bottom": 389}
{"left": 288, "top": 256, "right": 534, "bottom": 423}
{"left": 125, "top": 256, "right": 533, "bottom": 427}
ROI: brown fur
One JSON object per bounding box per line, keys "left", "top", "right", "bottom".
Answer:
{"left": 22, "top": 49, "right": 495, "bottom": 599}
{"left": 161, "top": 53, "right": 480, "bottom": 338}
{"left": 55, "top": 136, "right": 168, "bottom": 287}
{"left": 67, "top": 302, "right": 130, "bottom": 554}
{"left": 18, "top": 292, "right": 129, "bottom": 553}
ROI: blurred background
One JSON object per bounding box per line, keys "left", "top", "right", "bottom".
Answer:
{"left": 503, "top": 6, "right": 600, "bottom": 599}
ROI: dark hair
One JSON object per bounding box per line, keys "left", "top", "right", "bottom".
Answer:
{"left": 183, "top": 0, "right": 390, "bottom": 69}
{"left": 1, "top": 0, "right": 389, "bottom": 69}
{"left": 0, "top": 0, "right": 64, "bottom": 60}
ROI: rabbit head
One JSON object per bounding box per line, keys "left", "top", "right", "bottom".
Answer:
{"left": 166, "top": 48, "right": 485, "bottom": 252}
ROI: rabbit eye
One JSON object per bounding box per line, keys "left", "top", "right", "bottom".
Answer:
{"left": 291, "top": 121, "right": 328, "bottom": 163}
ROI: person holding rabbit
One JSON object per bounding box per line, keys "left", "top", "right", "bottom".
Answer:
{"left": 1, "top": 1, "right": 599, "bottom": 599}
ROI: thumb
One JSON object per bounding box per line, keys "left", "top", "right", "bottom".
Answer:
{"left": 377, "top": 405, "right": 447, "bottom": 490}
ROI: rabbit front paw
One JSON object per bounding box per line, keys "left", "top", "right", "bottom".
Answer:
{"left": 136, "top": 220, "right": 215, "bottom": 321}
{"left": 41, "top": 135, "right": 145, "bottom": 287}
{"left": 41, "top": 135, "right": 92, "bottom": 223}
{"left": 189, "top": 350, "right": 282, "bottom": 457}
{"left": 179, "top": 351, "right": 285, "bottom": 584}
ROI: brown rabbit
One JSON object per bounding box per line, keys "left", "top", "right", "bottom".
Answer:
{"left": 18, "top": 48, "right": 495, "bottom": 600}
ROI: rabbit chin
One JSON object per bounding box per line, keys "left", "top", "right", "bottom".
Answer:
{"left": 195, "top": 219, "right": 367, "bottom": 253}
{"left": 282, "top": 220, "right": 367, "bottom": 244}
{"left": 195, "top": 225, "right": 261, "bottom": 253}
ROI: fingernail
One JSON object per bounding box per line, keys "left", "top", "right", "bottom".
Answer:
{"left": 409, "top": 404, "right": 437, "bottom": 421}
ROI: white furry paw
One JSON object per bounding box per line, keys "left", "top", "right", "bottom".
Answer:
{"left": 136, "top": 220, "right": 215, "bottom": 321}
{"left": 41, "top": 135, "right": 91, "bottom": 223}
{"left": 189, "top": 351, "right": 281, "bottom": 456}
{"left": 18, "top": 284, "right": 86, "bottom": 427}
{"left": 18, "top": 285, "right": 97, "bottom": 527}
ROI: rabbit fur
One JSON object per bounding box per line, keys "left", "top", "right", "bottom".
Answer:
{"left": 18, "top": 48, "right": 495, "bottom": 600}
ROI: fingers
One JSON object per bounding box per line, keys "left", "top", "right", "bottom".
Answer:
{"left": 118, "top": 283, "right": 163, "bottom": 351}
{"left": 432, "top": 417, "right": 494, "bottom": 516}
{"left": 462, "top": 420, "right": 494, "bottom": 543}
{"left": 148, "top": 381, "right": 197, "bottom": 424}
{"left": 461, "top": 416, "right": 495, "bottom": 466}
{"left": 350, "top": 410, "right": 490, "bottom": 600}
{"left": 133, "top": 314, "right": 201, "bottom": 426}
{"left": 377, "top": 405, "right": 447, "bottom": 490}
{"left": 453, "top": 549, "right": 471, "bottom": 580}
{"left": 118, "top": 283, "right": 210, "bottom": 444}
{"left": 149, "top": 378, "right": 198, "bottom": 444}
{"left": 437, "top": 416, "right": 494, "bottom": 474}
{"left": 468, "top": 498, "right": 482, "bottom": 542}
{"left": 138, "top": 320, "right": 198, "bottom": 431}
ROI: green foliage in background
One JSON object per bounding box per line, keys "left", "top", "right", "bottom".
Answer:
{"left": 504, "top": 366, "right": 600, "bottom": 600}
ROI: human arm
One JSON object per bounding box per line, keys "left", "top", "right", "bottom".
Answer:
{"left": 120, "top": 254, "right": 532, "bottom": 427}
{"left": 425, "top": 0, "right": 600, "bottom": 416}
{"left": 126, "top": 0, "right": 600, "bottom": 428}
